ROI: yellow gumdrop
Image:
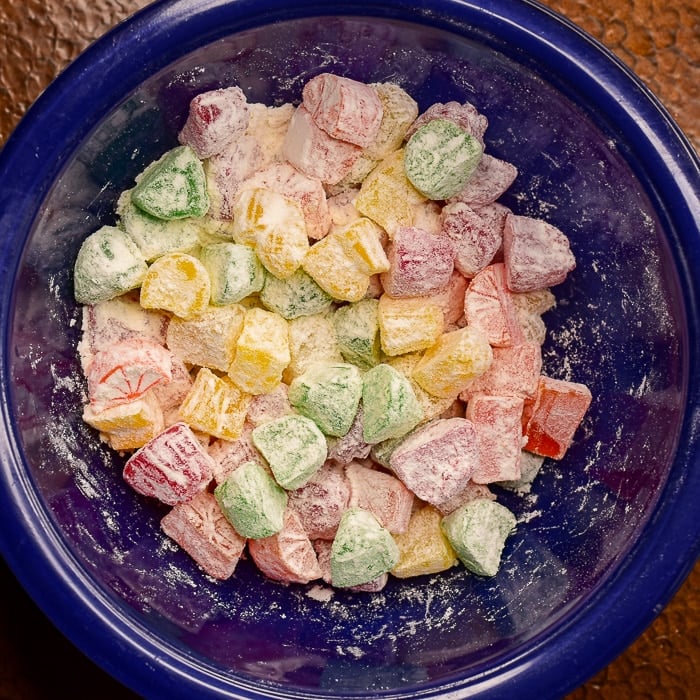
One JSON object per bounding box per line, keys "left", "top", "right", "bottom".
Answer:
{"left": 391, "top": 505, "right": 458, "bottom": 578}
{"left": 354, "top": 149, "right": 425, "bottom": 238}
{"left": 82, "top": 392, "right": 164, "bottom": 451}
{"left": 335, "top": 217, "right": 390, "bottom": 276}
{"left": 283, "top": 313, "right": 344, "bottom": 383}
{"left": 377, "top": 294, "right": 443, "bottom": 356}
{"left": 302, "top": 232, "right": 370, "bottom": 302}
{"left": 412, "top": 325, "right": 493, "bottom": 399}
{"left": 228, "top": 307, "right": 290, "bottom": 394}
{"left": 178, "top": 367, "right": 250, "bottom": 440}
{"left": 140, "top": 252, "right": 211, "bottom": 319}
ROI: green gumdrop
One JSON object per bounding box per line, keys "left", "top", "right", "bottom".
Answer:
{"left": 441, "top": 498, "right": 517, "bottom": 577}
{"left": 132, "top": 145, "right": 210, "bottom": 220}
{"left": 361, "top": 363, "right": 424, "bottom": 444}
{"left": 251, "top": 414, "right": 328, "bottom": 490}
{"left": 199, "top": 242, "right": 265, "bottom": 305}
{"left": 333, "top": 298, "right": 382, "bottom": 370}
{"left": 404, "top": 119, "right": 483, "bottom": 200}
{"left": 214, "top": 461, "right": 287, "bottom": 539}
{"left": 260, "top": 268, "right": 333, "bottom": 320}
{"left": 330, "top": 507, "right": 400, "bottom": 588}
{"left": 73, "top": 225, "right": 148, "bottom": 304}
{"left": 288, "top": 362, "right": 363, "bottom": 437}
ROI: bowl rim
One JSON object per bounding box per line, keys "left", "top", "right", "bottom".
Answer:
{"left": 1, "top": 1, "right": 699, "bottom": 698}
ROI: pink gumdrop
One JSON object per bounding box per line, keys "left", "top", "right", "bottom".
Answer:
{"left": 282, "top": 105, "right": 363, "bottom": 185}
{"left": 161, "top": 491, "right": 246, "bottom": 580}
{"left": 426, "top": 270, "right": 469, "bottom": 328}
{"left": 248, "top": 509, "right": 323, "bottom": 585}
{"left": 178, "top": 86, "right": 249, "bottom": 159}
{"left": 466, "top": 394, "right": 525, "bottom": 483}
{"left": 441, "top": 201, "right": 509, "bottom": 278}
{"left": 151, "top": 355, "right": 193, "bottom": 414}
{"left": 345, "top": 462, "right": 414, "bottom": 535}
{"left": 123, "top": 422, "right": 214, "bottom": 505}
{"left": 388, "top": 417, "right": 479, "bottom": 506}
{"left": 434, "top": 480, "right": 496, "bottom": 516}
{"left": 246, "top": 383, "right": 294, "bottom": 427}
{"left": 460, "top": 342, "right": 543, "bottom": 401}
{"left": 380, "top": 226, "right": 454, "bottom": 298}
{"left": 287, "top": 461, "right": 350, "bottom": 540}
{"left": 503, "top": 212, "right": 576, "bottom": 293}
{"left": 327, "top": 405, "right": 372, "bottom": 465}
{"left": 86, "top": 337, "right": 173, "bottom": 410}
{"left": 449, "top": 154, "right": 518, "bottom": 208}
{"left": 406, "top": 101, "right": 488, "bottom": 145}
{"left": 242, "top": 161, "right": 331, "bottom": 240}
{"left": 464, "top": 263, "right": 525, "bottom": 347}
{"left": 208, "top": 423, "right": 264, "bottom": 485}
{"left": 302, "top": 73, "right": 383, "bottom": 148}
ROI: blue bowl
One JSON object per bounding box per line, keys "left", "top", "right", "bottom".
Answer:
{"left": 1, "top": 1, "right": 699, "bottom": 698}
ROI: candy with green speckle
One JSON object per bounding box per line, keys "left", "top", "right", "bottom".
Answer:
{"left": 333, "top": 298, "right": 382, "bottom": 370}
{"left": 199, "top": 242, "right": 265, "bottom": 305}
{"left": 260, "top": 268, "right": 333, "bottom": 320}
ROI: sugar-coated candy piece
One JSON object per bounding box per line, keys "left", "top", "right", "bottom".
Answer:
{"left": 244, "top": 101, "right": 295, "bottom": 167}
{"left": 251, "top": 414, "right": 328, "bottom": 490}
{"left": 230, "top": 186, "right": 309, "bottom": 280}
{"left": 387, "top": 353, "right": 455, "bottom": 422}
{"left": 388, "top": 417, "right": 480, "bottom": 505}
{"left": 377, "top": 294, "right": 443, "bottom": 356}
{"left": 466, "top": 394, "right": 525, "bottom": 483}
{"left": 434, "top": 480, "right": 496, "bottom": 517}
{"left": 512, "top": 287, "right": 556, "bottom": 344}
{"left": 464, "top": 263, "right": 525, "bottom": 347}
{"left": 314, "top": 539, "right": 388, "bottom": 592}
{"left": 228, "top": 307, "right": 290, "bottom": 395}
{"left": 404, "top": 119, "right": 483, "bottom": 200}
{"left": 441, "top": 498, "right": 516, "bottom": 577}
{"left": 208, "top": 424, "right": 265, "bottom": 485}
{"left": 333, "top": 298, "right": 382, "bottom": 370}
{"left": 412, "top": 325, "right": 493, "bottom": 399}
{"left": 260, "top": 268, "right": 333, "bottom": 320}
{"left": 497, "top": 450, "right": 546, "bottom": 494}
{"left": 303, "top": 73, "right": 383, "bottom": 148}
{"left": 345, "top": 462, "right": 414, "bottom": 534}
{"left": 131, "top": 145, "right": 209, "bottom": 220}
{"left": 204, "top": 134, "right": 263, "bottom": 220}
{"left": 522, "top": 376, "right": 592, "bottom": 459}
{"left": 117, "top": 189, "right": 201, "bottom": 262}
{"left": 140, "top": 252, "right": 211, "bottom": 319}
{"left": 503, "top": 212, "right": 576, "bottom": 292}
{"left": 288, "top": 362, "right": 362, "bottom": 437}
{"left": 330, "top": 507, "right": 400, "bottom": 588}
{"left": 461, "top": 342, "right": 542, "bottom": 400}
{"left": 199, "top": 242, "right": 265, "bottom": 305}
{"left": 178, "top": 86, "right": 249, "bottom": 159}
{"left": 161, "top": 491, "right": 247, "bottom": 580}
{"left": 326, "top": 405, "right": 372, "bottom": 465}
{"left": 215, "top": 460, "right": 288, "bottom": 539}
{"left": 73, "top": 226, "right": 148, "bottom": 305}
{"left": 284, "top": 313, "right": 344, "bottom": 382}
{"left": 288, "top": 461, "right": 350, "bottom": 540}
{"left": 425, "top": 269, "right": 469, "bottom": 328}
{"left": 86, "top": 337, "right": 173, "bottom": 409}
{"left": 380, "top": 226, "right": 454, "bottom": 298}
{"left": 178, "top": 367, "right": 251, "bottom": 441}
{"left": 151, "top": 355, "right": 193, "bottom": 421}
{"left": 83, "top": 391, "right": 165, "bottom": 452}
{"left": 362, "top": 363, "right": 424, "bottom": 444}
{"left": 166, "top": 304, "right": 245, "bottom": 372}
{"left": 123, "top": 422, "right": 214, "bottom": 505}
{"left": 246, "top": 383, "right": 293, "bottom": 427}
{"left": 354, "top": 149, "right": 425, "bottom": 238}
{"left": 302, "top": 230, "right": 371, "bottom": 302}
{"left": 391, "top": 505, "right": 458, "bottom": 578}
{"left": 282, "top": 105, "right": 363, "bottom": 185}
{"left": 406, "top": 100, "right": 488, "bottom": 145}
{"left": 364, "top": 82, "right": 419, "bottom": 160}
{"left": 449, "top": 154, "right": 518, "bottom": 208}
{"left": 248, "top": 508, "right": 323, "bottom": 584}
{"left": 441, "top": 201, "right": 509, "bottom": 278}
{"left": 335, "top": 217, "right": 390, "bottom": 276}
{"left": 242, "top": 161, "right": 331, "bottom": 240}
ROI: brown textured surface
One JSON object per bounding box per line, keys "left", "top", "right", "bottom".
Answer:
{"left": 0, "top": 0, "right": 698, "bottom": 697}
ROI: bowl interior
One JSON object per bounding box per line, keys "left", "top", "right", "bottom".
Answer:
{"left": 3, "top": 6, "right": 690, "bottom": 699}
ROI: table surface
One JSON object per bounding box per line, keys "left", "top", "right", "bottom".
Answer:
{"left": 0, "top": 1, "right": 698, "bottom": 698}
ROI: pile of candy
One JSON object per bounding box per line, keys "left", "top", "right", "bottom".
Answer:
{"left": 74, "top": 74, "right": 591, "bottom": 590}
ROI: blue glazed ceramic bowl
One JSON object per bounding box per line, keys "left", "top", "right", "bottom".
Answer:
{"left": 1, "top": 1, "right": 699, "bottom": 698}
